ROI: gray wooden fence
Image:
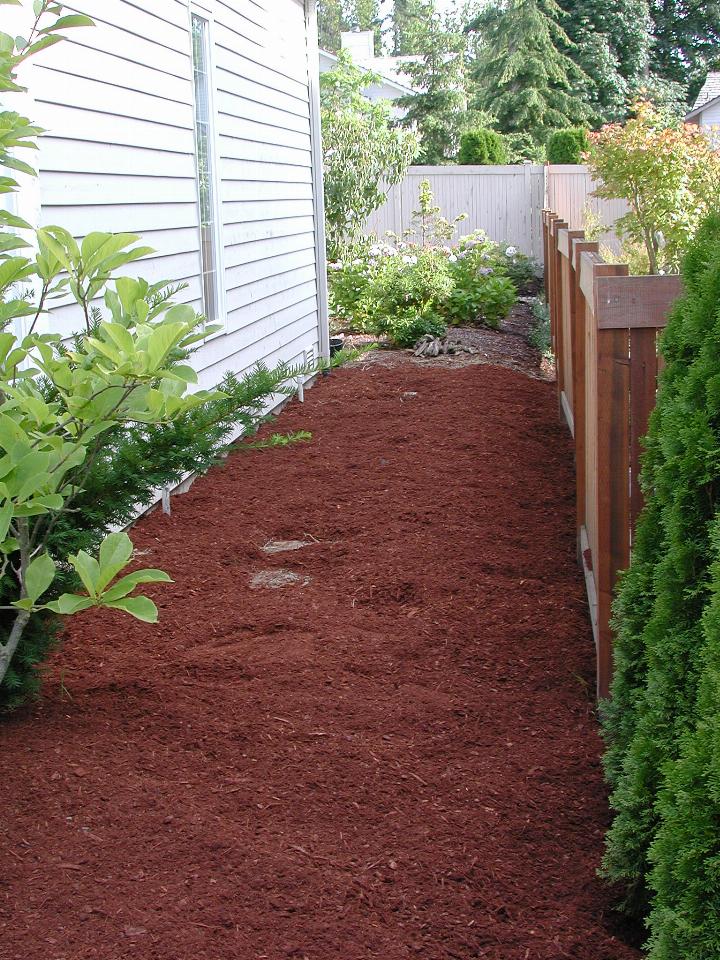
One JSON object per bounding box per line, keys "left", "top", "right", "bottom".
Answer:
{"left": 365, "top": 164, "right": 629, "bottom": 262}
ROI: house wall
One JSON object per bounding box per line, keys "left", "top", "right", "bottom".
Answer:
{"left": 698, "top": 101, "right": 720, "bottom": 127}
{"left": 30, "top": 0, "right": 326, "bottom": 390}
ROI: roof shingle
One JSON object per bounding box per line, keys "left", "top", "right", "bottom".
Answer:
{"left": 694, "top": 73, "right": 720, "bottom": 110}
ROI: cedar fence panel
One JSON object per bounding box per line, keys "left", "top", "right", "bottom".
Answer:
{"left": 364, "top": 165, "right": 628, "bottom": 263}
{"left": 543, "top": 210, "right": 682, "bottom": 699}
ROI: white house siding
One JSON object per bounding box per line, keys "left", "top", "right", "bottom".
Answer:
{"left": 31, "top": 0, "right": 326, "bottom": 391}
{"left": 698, "top": 100, "right": 720, "bottom": 127}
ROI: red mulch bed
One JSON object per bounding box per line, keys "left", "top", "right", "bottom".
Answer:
{"left": 1, "top": 363, "right": 641, "bottom": 960}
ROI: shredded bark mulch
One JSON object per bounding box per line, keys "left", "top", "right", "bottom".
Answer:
{"left": 1, "top": 363, "right": 639, "bottom": 960}
{"left": 342, "top": 300, "right": 554, "bottom": 381}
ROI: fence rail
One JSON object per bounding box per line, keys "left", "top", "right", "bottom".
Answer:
{"left": 543, "top": 210, "right": 682, "bottom": 699}
{"left": 365, "top": 165, "right": 629, "bottom": 261}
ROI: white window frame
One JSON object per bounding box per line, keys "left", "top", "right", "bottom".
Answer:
{"left": 188, "top": 3, "right": 226, "bottom": 338}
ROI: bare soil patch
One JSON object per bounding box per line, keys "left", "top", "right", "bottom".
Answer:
{"left": 1, "top": 363, "right": 638, "bottom": 960}
{"left": 342, "top": 300, "right": 553, "bottom": 380}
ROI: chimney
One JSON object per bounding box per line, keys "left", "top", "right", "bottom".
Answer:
{"left": 340, "top": 30, "right": 375, "bottom": 62}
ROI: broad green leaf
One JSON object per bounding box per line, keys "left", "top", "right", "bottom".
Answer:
{"left": 44, "top": 593, "right": 95, "bottom": 616}
{"left": 0, "top": 208, "right": 32, "bottom": 229}
{"left": 0, "top": 500, "right": 12, "bottom": 543}
{"left": 38, "top": 14, "right": 95, "bottom": 33}
{"left": 25, "top": 552, "right": 56, "bottom": 603}
{"left": 104, "top": 595, "right": 158, "bottom": 623}
{"left": 146, "top": 322, "right": 185, "bottom": 371}
{"left": 69, "top": 549, "right": 100, "bottom": 596}
{"left": 0, "top": 255, "right": 34, "bottom": 291}
{"left": 101, "top": 321, "right": 134, "bottom": 356}
{"left": 95, "top": 531, "right": 133, "bottom": 592}
{"left": 101, "top": 569, "right": 172, "bottom": 603}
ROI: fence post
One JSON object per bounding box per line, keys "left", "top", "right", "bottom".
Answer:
{"left": 571, "top": 238, "right": 599, "bottom": 563}
{"left": 557, "top": 228, "right": 585, "bottom": 433}
{"left": 550, "top": 218, "right": 568, "bottom": 417}
{"left": 591, "top": 260, "right": 631, "bottom": 700}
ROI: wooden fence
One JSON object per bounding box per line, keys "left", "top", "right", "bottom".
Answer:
{"left": 543, "top": 210, "right": 682, "bottom": 699}
{"left": 365, "top": 165, "right": 629, "bottom": 262}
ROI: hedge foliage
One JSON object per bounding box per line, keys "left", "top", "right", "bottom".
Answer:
{"left": 601, "top": 212, "right": 720, "bottom": 957}
{"left": 458, "top": 128, "right": 507, "bottom": 165}
{"left": 546, "top": 127, "right": 589, "bottom": 163}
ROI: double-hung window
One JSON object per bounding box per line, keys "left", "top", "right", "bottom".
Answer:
{"left": 190, "top": 11, "right": 223, "bottom": 328}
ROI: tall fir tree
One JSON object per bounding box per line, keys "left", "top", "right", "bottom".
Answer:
{"left": 470, "top": 0, "right": 592, "bottom": 149}
{"left": 649, "top": 0, "right": 720, "bottom": 101}
{"left": 317, "top": 0, "right": 347, "bottom": 53}
{"left": 556, "top": 0, "right": 652, "bottom": 121}
{"left": 397, "top": 14, "right": 470, "bottom": 163}
{"left": 392, "top": 0, "right": 436, "bottom": 54}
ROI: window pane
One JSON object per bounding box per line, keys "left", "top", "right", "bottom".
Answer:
{"left": 191, "top": 14, "right": 218, "bottom": 325}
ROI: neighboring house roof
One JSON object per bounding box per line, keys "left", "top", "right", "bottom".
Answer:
{"left": 318, "top": 47, "right": 416, "bottom": 99}
{"left": 694, "top": 72, "right": 720, "bottom": 110}
{"left": 360, "top": 55, "right": 420, "bottom": 91}
{"left": 686, "top": 73, "right": 720, "bottom": 121}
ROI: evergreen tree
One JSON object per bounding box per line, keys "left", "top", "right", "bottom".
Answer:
{"left": 649, "top": 0, "right": 720, "bottom": 101}
{"left": 556, "top": 0, "right": 646, "bottom": 121}
{"left": 397, "top": 14, "right": 470, "bottom": 163}
{"left": 470, "top": 0, "right": 592, "bottom": 149}
{"left": 392, "top": 0, "right": 436, "bottom": 54}
{"left": 601, "top": 213, "right": 720, "bottom": 919}
{"left": 318, "top": 0, "right": 348, "bottom": 53}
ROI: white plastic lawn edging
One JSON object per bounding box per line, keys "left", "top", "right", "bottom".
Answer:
{"left": 122, "top": 373, "right": 318, "bottom": 527}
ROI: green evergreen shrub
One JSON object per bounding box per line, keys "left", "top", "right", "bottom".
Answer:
{"left": 546, "top": 127, "right": 589, "bottom": 163}
{"left": 458, "top": 129, "right": 507, "bottom": 165}
{"left": 601, "top": 213, "right": 720, "bottom": 929}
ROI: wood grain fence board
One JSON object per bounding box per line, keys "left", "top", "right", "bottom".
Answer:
{"left": 596, "top": 321, "right": 630, "bottom": 700}
{"left": 529, "top": 208, "right": 684, "bottom": 699}
{"left": 546, "top": 214, "right": 560, "bottom": 349}
{"left": 571, "top": 240, "right": 599, "bottom": 561}
{"left": 559, "top": 229, "right": 585, "bottom": 430}
{"left": 551, "top": 219, "right": 568, "bottom": 413}
{"left": 595, "top": 275, "right": 684, "bottom": 329}
{"left": 588, "top": 261, "right": 630, "bottom": 699}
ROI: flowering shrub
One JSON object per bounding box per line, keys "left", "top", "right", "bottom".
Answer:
{"left": 445, "top": 232, "right": 517, "bottom": 328}
{"left": 326, "top": 183, "right": 530, "bottom": 347}
{"left": 587, "top": 100, "right": 720, "bottom": 274}
{"left": 494, "top": 245, "right": 540, "bottom": 292}
{"left": 358, "top": 247, "right": 453, "bottom": 347}
{"left": 327, "top": 245, "right": 377, "bottom": 325}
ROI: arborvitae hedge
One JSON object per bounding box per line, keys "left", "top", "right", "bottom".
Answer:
{"left": 601, "top": 212, "right": 720, "bottom": 953}
{"left": 546, "top": 127, "right": 589, "bottom": 163}
{"left": 458, "top": 129, "right": 507, "bottom": 165}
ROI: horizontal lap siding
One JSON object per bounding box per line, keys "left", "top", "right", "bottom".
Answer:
{"left": 34, "top": 0, "right": 321, "bottom": 389}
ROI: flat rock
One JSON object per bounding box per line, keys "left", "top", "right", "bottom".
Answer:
{"left": 250, "top": 569, "right": 311, "bottom": 590}
{"left": 262, "top": 539, "right": 312, "bottom": 554}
